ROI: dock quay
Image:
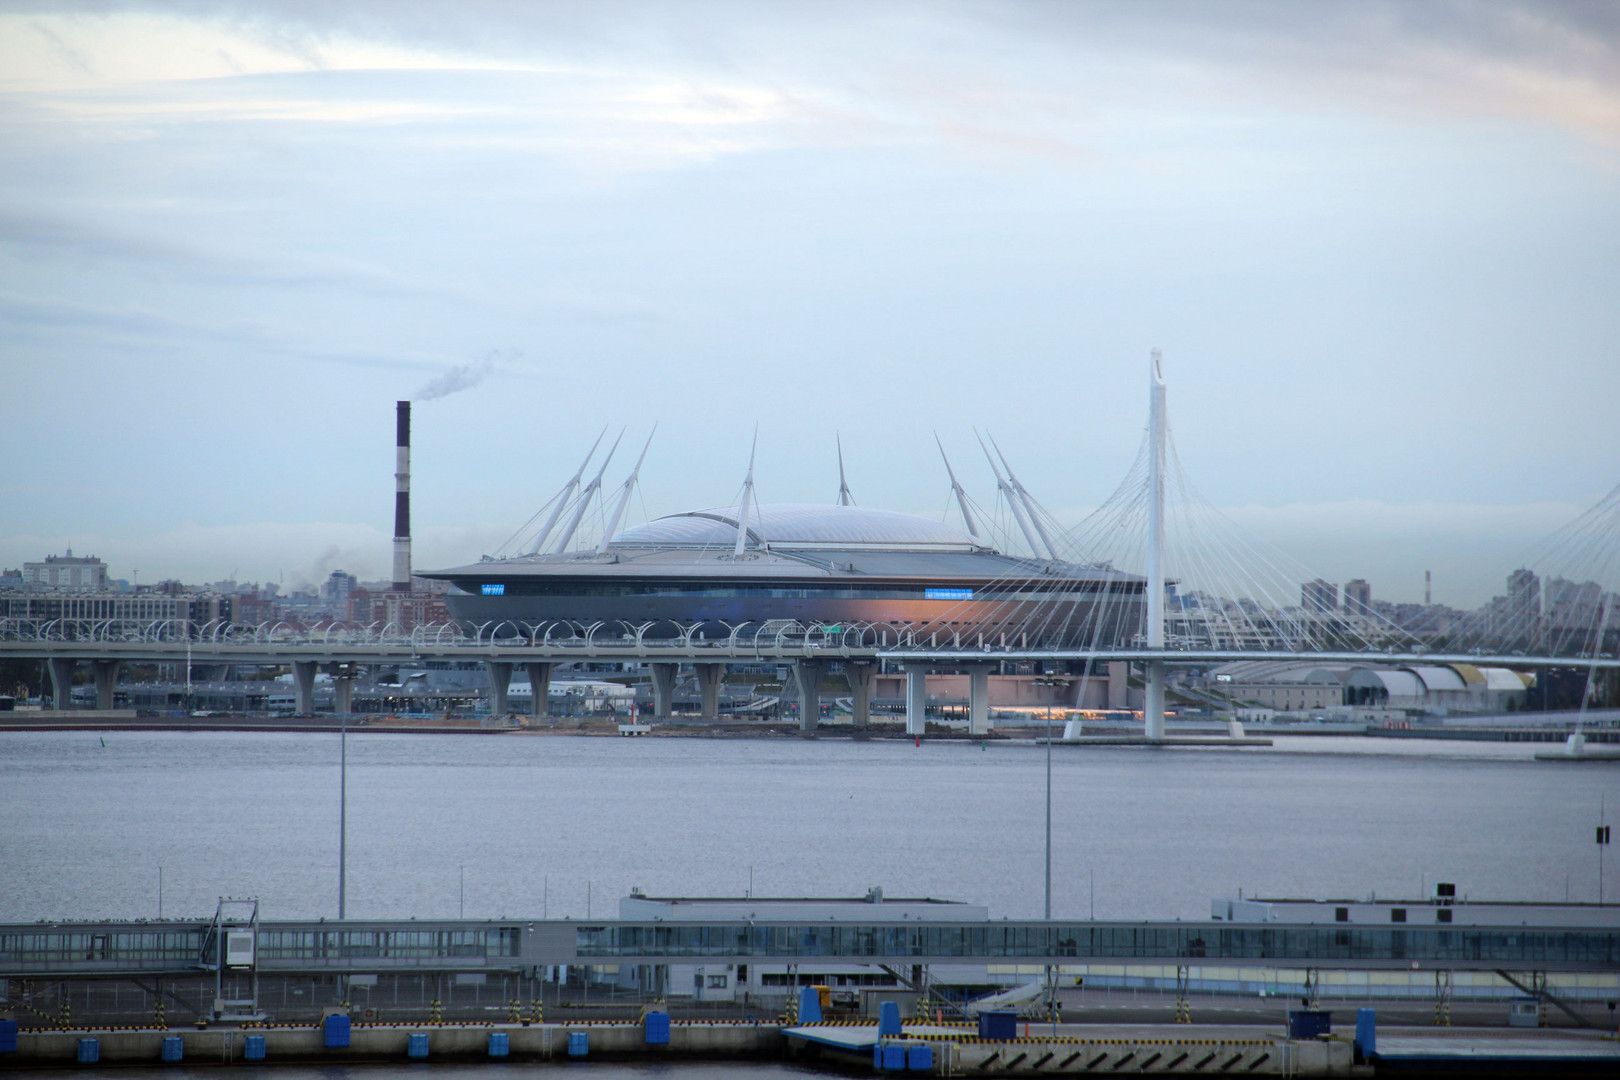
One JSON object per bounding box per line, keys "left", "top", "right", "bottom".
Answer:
{"left": 7, "top": 1016, "right": 1620, "bottom": 1075}
{"left": 4, "top": 907, "right": 1618, "bottom": 1074}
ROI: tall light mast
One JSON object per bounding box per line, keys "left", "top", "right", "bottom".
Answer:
{"left": 597, "top": 428, "right": 655, "bottom": 554}
{"left": 553, "top": 429, "right": 622, "bottom": 554}
{"left": 836, "top": 435, "right": 854, "bottom": 506}
{"left": 989, "top": 433, "right": 1059, "bottom": 560}
{"left": 528, "top": 429, "right": 605, "bottom": 555}
{"left": 935, "top": 435, "right": 980, "bottom": 540}
{"left": 978, "top": 431, "right": 1044, "bottom": 558}
{"left": 734, "top": 428, "right": 758, "bottom": 557}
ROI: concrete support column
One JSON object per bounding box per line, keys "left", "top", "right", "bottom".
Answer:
{"left": 695, "top": 663, "right": 724, "bottom": 721}
{"left": 333, "top": 671, "right": 355, "bottom": 716}
{"left": 904, "top": 664, "right": 929, "bottom": 736}
{"left": 92, "top": 660, "right": 123, "bottom": 710}
{"left": 1107, "top": 661, "right": 1128, "bottom": 710}
{"left": 649, "top": 662, "right": 679, "bottom": 720}
{"left": 47, "top": 657, "right": 76, "bottom": 711}
{"left": 1144, "top": 659, "right": 1165, "bottom": 740}
{"left": 524, "top": 662, "right": 554, "bottom": 719}
{"left": 293, "top": 661, "right": 317, "bottom": 716}
{"left": 967, "top": 663, "right": 991, "bottom": 736}
{"left": 486, "top": 660, "right": 514, "bottom": 718}
{"left": 844, "top": 662, "right": 875, "bottom": 728}
{"left": 794, "top": 660, "right": 827, "bottom": 734}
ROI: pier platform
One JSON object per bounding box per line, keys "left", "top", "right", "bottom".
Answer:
{"left": 8, "top": 1018, "right": 1619, "bottom": 1075}
{"left": 1371, "top": 1027, "right": 1620, "bottom": 1072}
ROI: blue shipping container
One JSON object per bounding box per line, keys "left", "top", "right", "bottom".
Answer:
{"left": 244, "top": 1034, "right": 267, "bottom": 1062}
{"left": 324, "top": 1014, "right": 352, "bottom": 1049}
{"left": 567, "top": 1031, "right": 589, "bottom": 1057}
{"left": 77, "top": 1039, "right": 100, "bottom": 1065}
{"left": 1287, "top": 1010, "right": 1332, "bottom": 1040}
{"left": 161, "top": 1036, "right": 184, "bottom": 1063}
{"left": 407, "top": 1032, "right": 429, "bottom": 1059}
{"left": 0, "top": 1019, "right": 18, "bottom": 1053}
{"left": 488, "top": 1032, "right": 510, "bottom": 1058}
{"left": 644, "top": 1011, "right": 671, "bottom": 1045}
{"left": 907, "top": 1043, "right": 934, "bottom": 1071}
{"left": 977, "top": 1010, "right": 1018, "bottom": 1041}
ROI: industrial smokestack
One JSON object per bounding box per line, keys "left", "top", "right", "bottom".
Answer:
{"left": 394, "top": 401, "right": 411, "bottom": 591}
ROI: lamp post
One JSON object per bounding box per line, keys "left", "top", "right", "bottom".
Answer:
{"left": 1032, "top": 673, "right": 1066, "bottom": 1032}
{"left": 335, "top": 661, "right": 358, "bottom": 921}
{"left": 1031, "top": 677, "right": 1063, "bottom": 920}
{"left": 339, "top": 706, "right": 347, "bottom": 920}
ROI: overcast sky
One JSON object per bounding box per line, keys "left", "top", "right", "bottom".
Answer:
{"left": 2, "top": 1, "right": 1617, "bottom": 605}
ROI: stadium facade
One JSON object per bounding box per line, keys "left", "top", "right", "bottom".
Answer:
{"left": 424, "top": 503, "right": 1145, "bottom": 647}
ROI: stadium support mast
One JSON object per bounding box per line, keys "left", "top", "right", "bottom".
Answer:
{"left": 598, "top": 428, "right": 655, "bottom": 554}
{"left": 836, "top": 435, "right": 854, "bottom": 506}
{"left": 553, "top": 429, "right": 622, "bottom": 554}
{"left": 1144, "top": 348, "right": 1167, "bottom": 741}
{"left": 977, "top": 430, "right": 1045, "bottom": 559}
{"left": 735, "top": 427, "right": 758, "bottom": 557}
{"left": 528, "top": 429, "right": 605, "bottom": 555}
{"left": 935, "top": 435, "right": 980, "bottom": 540}
{"left": 988, "top": 432, "right": 1059, "bottom": 561}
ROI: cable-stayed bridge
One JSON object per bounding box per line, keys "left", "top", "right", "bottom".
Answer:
{"left": 4, "top": 353, "right": 1617, "bottom": 733}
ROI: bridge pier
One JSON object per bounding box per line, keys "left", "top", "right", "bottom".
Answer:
{"left": 649, "top": 662, "right": 678, "bottom": 720}
{"left": 47, "top": 657, "right": 76, "bottom": 711}
{"left": 967, "top": 663, "right": 991, "bottom": 735}
{"left": 293, "top": 661, "right": 317, "bottom": 715}
{"left": 794, "top": 660, "right": 826, "bottom": 734}
{"left": 1144, "top": 659, "right": 1165, "bottom": 740}
{"left": 844, "top": 661, "right": 875, "bottom": 728}
{"left": 92, "top": 660, "right": 122, "bottom": 710}
{"left": 332, "top": 666, "right": 356, "bottom": 716}
{"left": 524, "top": 662, "right": 553, "bottom": 719}
{"left": 904, "top": 663, "right": 928, "bottom": 736}
{"left": 486, "top": 661, "right": 513, "bottom": 718}
{"left": 1107, "top": 661, "right": 1128, "bottom": 709}
{"left": 695, "top": 663, "right": 724, "bottom": 721}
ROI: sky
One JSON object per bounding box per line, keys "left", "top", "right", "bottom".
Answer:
{"left": 1, "top": 0, "right": 1617, "bottom": 605}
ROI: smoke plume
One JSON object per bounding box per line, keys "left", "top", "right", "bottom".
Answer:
{"left": 414, "top": 350, "right": 510, "bottom": 400}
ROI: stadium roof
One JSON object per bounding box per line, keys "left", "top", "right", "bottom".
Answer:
{"left": 613, "top": 504, "right": 987, "bottom": 552}
{"left": 426, "top": 503, "right": 1140, "bottom": 585}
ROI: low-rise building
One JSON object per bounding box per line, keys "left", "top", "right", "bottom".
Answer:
{"left": 0, "top": 590, "right": 232, "bottom": 630}
{"left": 1209, "top": 660, "right": 1531, "bottom": 715}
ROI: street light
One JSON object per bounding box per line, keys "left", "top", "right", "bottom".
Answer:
{"left": 334, "top": 661, "right": 360, "bottom": 921}
{"left": 1032, "top": 674, "right": 1068, "bottom": 1032}
{"left": 1031, "top": 677, "right": 1066, "bottom": 920}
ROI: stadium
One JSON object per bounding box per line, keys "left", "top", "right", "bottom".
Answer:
{"left": 424, "top": 502, "right": 1146, "bottom": 647}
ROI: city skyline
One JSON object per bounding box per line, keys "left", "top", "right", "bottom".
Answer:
{"left": 2, "top": 1, "right": 1617, "bottom": 603}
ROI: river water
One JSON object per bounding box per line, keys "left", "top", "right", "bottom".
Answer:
{"left": 1, "top": 731, "right": 1612, "bottom": 924}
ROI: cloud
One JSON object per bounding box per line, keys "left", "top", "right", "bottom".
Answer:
{"left": 0, "top": 204, "right": 468, "bottom": 300}
{"left": 4, "top": 1, "right": 1611, "bottom": 189}
{"left": 6, "top": 2, "right": 1608, "bottom": 146}
{"left": 0, "top": 290, "right": 469, "bottom": 377}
